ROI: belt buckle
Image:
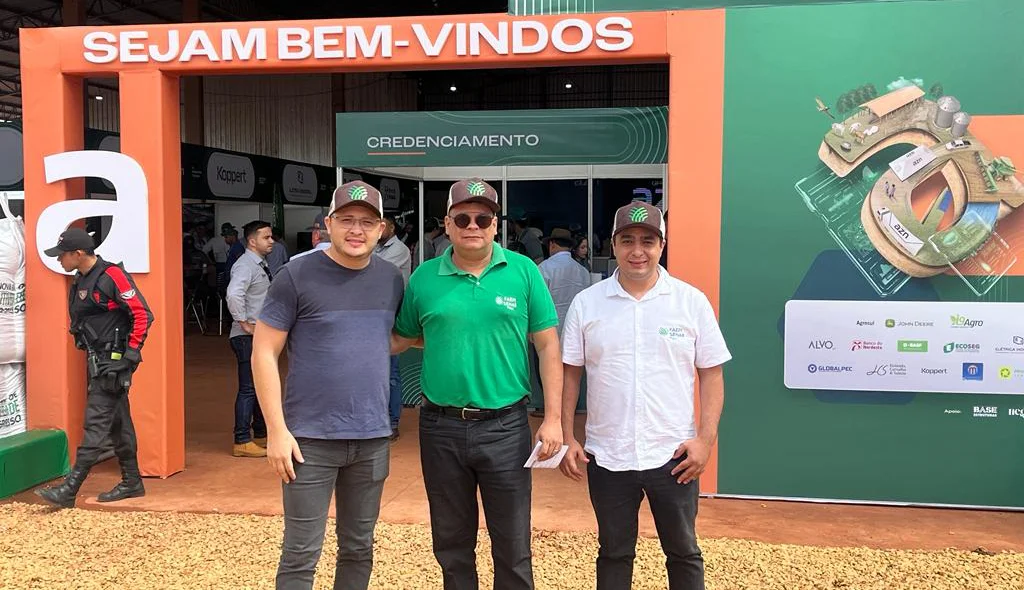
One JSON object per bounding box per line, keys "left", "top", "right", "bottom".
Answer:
{"left": 460, "top": 407, "right": 481, "bottom": 420}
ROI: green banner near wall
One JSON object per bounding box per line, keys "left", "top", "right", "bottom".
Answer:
{"left": 335, "top": 107, "right": 667, "bottom": 168}
{"left": 508, "top": 0, "right": 877, "bottom": 15}
{"left": 718, "top": 0, "right": 1024, "bottom": 508}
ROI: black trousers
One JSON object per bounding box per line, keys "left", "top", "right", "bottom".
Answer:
{"left": 75, "top": 379, "right": 139, "bottom": 471}
{"left": 586, "top": 454, "right": 704, "bottom": 590}
{"left": 419, "top": 401, "right": 534, "bottom": 590}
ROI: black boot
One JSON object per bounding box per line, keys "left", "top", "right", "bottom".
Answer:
{"left": 97, "top": 458, "right": 145, "bottom": 503}
{"left": 35, "top": 465, "right": 90, "bottom": 509}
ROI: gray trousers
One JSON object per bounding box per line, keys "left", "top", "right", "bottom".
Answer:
{"left": 276, "top": 437, "right": 390, "bottom": 590}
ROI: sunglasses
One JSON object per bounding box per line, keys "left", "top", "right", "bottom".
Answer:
{"left": 450, "top": 213, "right": 495, "bottom": 229}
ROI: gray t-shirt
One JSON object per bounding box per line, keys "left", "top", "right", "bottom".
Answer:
{"left": 259, "top": 251, "right": 404, "bottom": 440}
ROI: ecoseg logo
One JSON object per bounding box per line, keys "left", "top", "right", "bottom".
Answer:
{"left": 943, "top": 342, "right": 980, "bottom": 354}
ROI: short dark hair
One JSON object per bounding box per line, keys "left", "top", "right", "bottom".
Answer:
{"left": 81, "top": 248, "right": 96, "bottom": 256}
{"left": 243, "top": 220, "right": 271, "bottom": 243}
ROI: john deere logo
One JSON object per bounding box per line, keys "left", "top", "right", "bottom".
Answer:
{"left": 467, "top": 181, "right": 487, "bottom": 196}
{"left": 348, "top": 185, "right": 369, "bottom": 200}
{"left": 629, "top": 206, "right": 649, "bottom": 223}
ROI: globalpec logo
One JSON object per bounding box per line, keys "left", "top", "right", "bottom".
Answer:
{"left": 466, "top": 180, "right": 488, "bottom": 197}
{"left": 348, "top": 185, "right": 369, "bottom": 200}
{"left": 629, "top": 206, "right": 649, "bottom": 223}
{"left": 962, "top": 362, "right": 984, "bottom": 381}
{"left": 950, "top": 314, "right": 983, "bottom": 328}
{"left": 807, "top": 363, "right": 853, "bottom": 374}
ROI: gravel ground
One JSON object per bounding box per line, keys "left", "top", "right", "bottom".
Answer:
{"left": 1, "top": 502, "right": 1022, "bottom": 589}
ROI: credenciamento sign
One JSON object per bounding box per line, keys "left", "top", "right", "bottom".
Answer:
{"left": 337, "top": 107, "right": 668, "bottom": 167}
{"left": 81, "top": 16, "right": 636, "bottom": 64}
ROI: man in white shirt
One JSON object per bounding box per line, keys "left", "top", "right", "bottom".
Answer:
{"left": 533, "top": 228, "right": 591, "bottom": 416}
{"left": 375, "top": 215, "right": 412, "bottom": 441}
{"left": 290, "top": 212, "right": 331, "bottom": 262}
{"left": 558, "top": 201, "right": 731, "bottom": 590}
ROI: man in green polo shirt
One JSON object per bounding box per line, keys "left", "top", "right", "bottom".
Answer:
{"left": 393, "top": 178, "right": 564, "bottom": 590}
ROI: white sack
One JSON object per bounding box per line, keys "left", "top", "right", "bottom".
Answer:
{"left": 0, "top": 362, "right": 26, "bottom": 439}
{"left": 0, "top": 192, "right": 26, "bottom": 364}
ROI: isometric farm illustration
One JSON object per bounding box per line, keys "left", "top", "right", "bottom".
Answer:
{"left": 797, "top": 79, "right": 1023, "bottom": 297}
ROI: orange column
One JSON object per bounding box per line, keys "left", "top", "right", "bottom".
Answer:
{"left": 666, "top": 9, "right": 727, "bottom": 495}
{"left": 118, "top": 70, "right": 185, "bottom": 478}
{"left": 20, "top": 30, "right": 87, "bottom": 459}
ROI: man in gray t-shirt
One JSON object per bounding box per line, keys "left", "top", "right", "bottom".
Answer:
{"left": 252, "top": 181, "right": 403, "bottom": 590}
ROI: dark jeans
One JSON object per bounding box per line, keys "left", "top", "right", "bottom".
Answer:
{"left": 586, "top": 454, "right": 704, "bottom": 590}
{"left": 75, "top": 385, "right": 138, "bottom": 470}
{"left": 230, "top": 335, "right": 266, "bottom": 444}
{"left": 389, "top": 355, "right": 402, "bottom": 430}
{"left": 277, "top": 437, "right": 390, "bottom": 590}
{"left": 419, "top": 400, "right": 534, "bottom": 590}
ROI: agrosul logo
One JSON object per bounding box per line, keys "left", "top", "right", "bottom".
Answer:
{"left": 348, "top": 185, "right": 369, "bottom": 200}
{"left": 466, "top": 181, "right": 488, "bottom": 197}
{"left": 950, "top": 314, "right": 984, "bottom": 328}
{"left": 629, "top": 206, "right": 649, "bottom": 223}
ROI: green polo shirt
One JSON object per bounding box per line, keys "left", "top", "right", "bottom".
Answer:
{"left": 395, "top": 244, "right": 558, "bottom": 409}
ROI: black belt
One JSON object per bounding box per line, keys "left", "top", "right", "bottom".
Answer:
{"left": 421, "top": 397, "right": 527, "bottom": 421}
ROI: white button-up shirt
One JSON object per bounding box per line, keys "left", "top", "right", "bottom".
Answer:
{"left": 538, "top": 250, "right": 591, "bottom": 336}
{"left": 561, "top": 267, "right": 732, "bottom": 472}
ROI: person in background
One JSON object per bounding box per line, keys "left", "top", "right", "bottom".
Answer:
{"left": 510, "top": 209, "right": 544, "bottom": 263}
{"left": 35, "top": 228, "right": 154, "bottom": 508}
{"left": 252, "top": 181, "right": 403, "bottom": 590}
{"left": 290, "top": 212, "right": 331, "bottom": 262}
{"left": 266, "top": 229, "right": 290, "bottom": 276}
{"left": 225, "top": 228, "right": 245, "bottom": 275}
{"left": 225, "top": 220, "right": 275, "bottom": 459}
{"left": 412, "top": 217, "right": 442, "bottom": 269}
{"left": 375, "top": 215, "right": 412, "bottom": 442}
{"left": 559, "top": 202, "right": 731, "bottom": 590}
{"left": 573, "top": 236, "right": 591, "bottom": 272}
{"left": 530, "top": 228, "right": 592, "bottom": 417}
{"left": 392, "top": 178, "right": 564, "bottom": 590}
{"left": 203, "top": 222, "right": 234, "bottom": 270}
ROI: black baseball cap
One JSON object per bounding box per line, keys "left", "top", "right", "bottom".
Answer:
{"left": 44, "top": 227, "right": 95, "bottom": 257}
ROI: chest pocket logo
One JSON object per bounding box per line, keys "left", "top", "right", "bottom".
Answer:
{"left": 495, "top": 295, "right": 518, "bottom": 312}
{"left": 658, "top": 326, "right": 690, "bottom": 341}
{"left": 78, "top": 289, "right": 88, "bottom": 300}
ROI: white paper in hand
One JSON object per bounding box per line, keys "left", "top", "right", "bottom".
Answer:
{"left": 523, "top": 441, "right": 570, "bottom": 469}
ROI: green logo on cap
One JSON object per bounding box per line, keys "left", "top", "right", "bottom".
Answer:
{"left": 348, "top": 185, "right": 369, "bottom": 200}
{"left": 467, "top": 181, "right": 487, "bottom": 197}
{"left": 629, "top": 206, "right": 649, "bottom": 223}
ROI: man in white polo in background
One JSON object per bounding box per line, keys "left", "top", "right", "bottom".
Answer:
{"left": 290, "top": 212, "right": 331, "bottom": 262}
{"left": 375, "top": 215, "right": 412, "bottom": 442}
{"left": 558, "top": 201, "right": 731, "bottom": 590}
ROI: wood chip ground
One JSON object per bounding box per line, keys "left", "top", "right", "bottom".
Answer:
{"left": 1, "top": 503, "right": 1021, "bottom": 589}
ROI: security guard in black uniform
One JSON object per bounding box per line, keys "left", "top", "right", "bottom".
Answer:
{"left": 35, "top": 228, "right": 155, "bottom": 508}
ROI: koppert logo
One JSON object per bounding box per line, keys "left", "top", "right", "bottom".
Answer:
{"left": 629, "top": 206, "right": 649, "bottom": 223}
{"left": 348, "top": 185, "right": 369, "bottom": 200}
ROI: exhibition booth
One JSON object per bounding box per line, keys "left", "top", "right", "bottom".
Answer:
{"left": 9, "top": 0, "right": 1024, "bottom": 510}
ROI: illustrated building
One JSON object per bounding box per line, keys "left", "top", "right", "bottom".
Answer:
{"left": 858, "top": 85, "right": 924, "bottom": 123}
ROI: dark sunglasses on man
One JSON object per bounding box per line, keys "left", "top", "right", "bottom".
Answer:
{"left": 450, "top": 212, "right": 495, "bottom": 229}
